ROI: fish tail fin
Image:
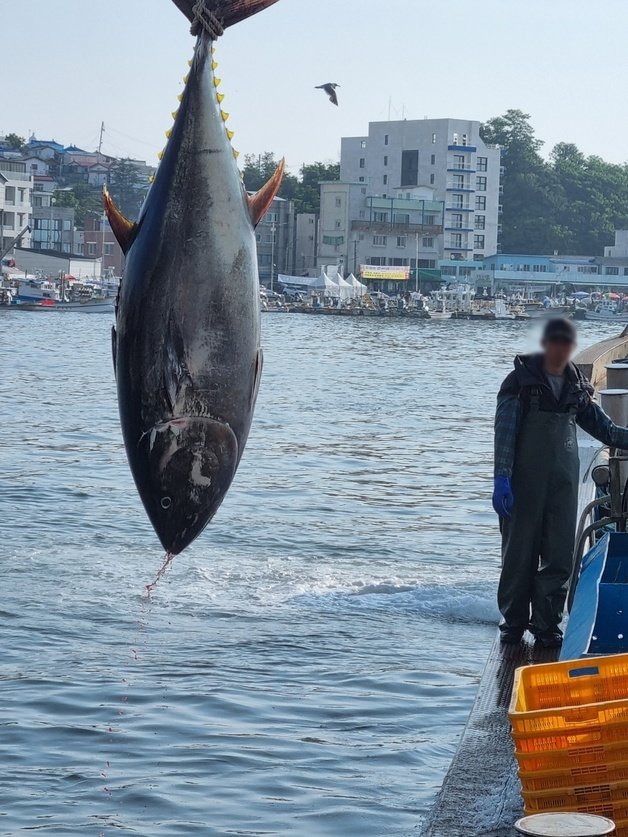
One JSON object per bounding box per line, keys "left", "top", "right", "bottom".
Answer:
{"left": 171, "top": 0, "right": 280, "bottom": 33}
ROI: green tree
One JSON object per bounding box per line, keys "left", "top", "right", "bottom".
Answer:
{"left": 54, "top": 184, "right": 102, "bottom": 229}
{"left": 4, "top": 133, "right": 26, "bottom": 151}
{"left": 242, "top": 154, "right": 339, "bottom": 215}
{"left": 481, "top": 110, "right": 561, "bottom": 254}
{"left": 108, "top": 158, "right": 146, "bottom": 218}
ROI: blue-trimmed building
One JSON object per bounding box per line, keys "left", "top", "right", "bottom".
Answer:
{"left": 318, "top": 118, "right": 502, "bottom": 275}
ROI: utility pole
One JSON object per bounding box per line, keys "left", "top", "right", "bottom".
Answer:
{"left": 270, "top": 222, "right": 276, "bottom": 293}
{"left": 98, "top": 122, "right": 105, "bottom": 155}
{"left": 415, "top": 232, "right": 420, "bottom": 294}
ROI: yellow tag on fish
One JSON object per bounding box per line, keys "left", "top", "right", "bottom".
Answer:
{"left": 227, "top": 129, "right": 235, "bottom": 140}
{"left": 217, "top": 93, "right": 225, "bottom": 103}
{"left": 221, "top": 111, "right": 229, "bottom": 122}
{"left": 214, "top": 78, "right": 221, "bottom": 88}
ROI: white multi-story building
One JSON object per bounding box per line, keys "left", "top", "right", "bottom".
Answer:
{"left": 0, "top": 160, "right": 33, "bottom": 252}
{"left": 318, "top": 118, "right": 502, "bottom": 277}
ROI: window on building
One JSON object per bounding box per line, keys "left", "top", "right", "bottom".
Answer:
{"left": 430, "top": 173, "right": 435, "bottom": 185}
{"left": 431, "top": 154, "right": 436, "bottom": 165}
{"left": 18, "top": 188, "right": 26, "bottom": 203}
{"left": 259, "top": 254, "right": 271, "bottom": 265}
{"left": 394, "top": 213, "right": 410, "bottom": 225}
{"left": 401, "top": 149, "right": 419, "bottom": 186}
{"left": 424, "top": 215, "right": 436, "bottom": 225}
{"left": 476, "top": 176, "right": 487, "bottom": 191}
{"left": 335, "top": 220, "right": 342, "bottom": 229}
{"left": 383, "top": 174, "right": 388, "bottom": 185}
{"left": 384, "top": 156, "right": 388, "bottom": 166}
{"left": 473, "top": 253, "right": 483, "bottom": 262}
{"left": 606, "top": 266, "right": 620, "bottom": 275}
{"left": 373, "top": 235, "right": 387, "bottom": 246}
{"left": 475, "top": 215, "right": 486, "bottom": 230}
{"left": 432, "top": 133, "right": 437, "bottom": 144}
{"left": 462, "top": 134, "right": 468, "bottom": 146}
{"left": 384, "top": 134, "right": 389, "bottom": 146}
{"left": 4, "top": 186, "right": 15, "bottom": 204}
{"left": 374, "top": 211, "right": 388, "bottom": 223}
{"left": 104, "top": 243, "right": 113, "bottom": 256}
{"left": 453, "top": 195, "right": 464, "bottom": 209}
{"left": 477, "top": 156, "right": 488, "bottom": 172}
{"left": 474, "top": 235, "right": 485, "bottom": 249}
{"left": 452, "top": 233, "right": 463, "bottom": 248}
{"left": 361, "top": 187, "right": 366, "bottom": 195}
{"left": 33, "top": 196, "right": 43, "bottom": 207}
{"left": 397, "top": 236, "right": 407, "bottom": 248}
{"left": 454, "top": 154, "right": 465, "bottom": 170}
{"left": 624, "top": 267, "right": 628, "bottom": 276}
{"left": 359, "top": 210, "right": 366, "bottom": 219}
{"left": 422, "top": 237, "right": 434, "bottom": 248}
{"left": 359, "top": 177, "right": 365, "bottom": 183}
{"left": 268, "top": 212, "right": 279, "bottom": 223}
{"left": 476, "top": 196, "right": 486, "bottom": 211}
{"left": 359, "top": 158, "right": 365, "bottom": 169}
{"left": 361, "top": 140, "right": 367, "bottom": 149}
{"left": 453, "top": 133, "right": 459, "bottom": 145}
{"left": 322, "top": 235, "right": 344, "bottom": 246}
{"left": 63, "top": 220, "right": 72, "bottom": 231}
{"left": 335, "top": 197, "right": 342, "bottom": 207}
{"left": 87, "top": 242, "right": 97, "bottom": 256}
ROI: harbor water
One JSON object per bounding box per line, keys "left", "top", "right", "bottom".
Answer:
{"left": 0, "top": 314, "right": 620, "bottom": 836}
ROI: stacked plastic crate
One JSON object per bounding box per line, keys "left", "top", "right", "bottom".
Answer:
{"left": 510, "top": 654, "right": 628, "bottom": 835}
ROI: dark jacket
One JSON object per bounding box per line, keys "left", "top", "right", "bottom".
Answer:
{"left": 494, "top": 353, "right": 628, "bottom": 477}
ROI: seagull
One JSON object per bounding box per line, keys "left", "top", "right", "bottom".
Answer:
{"left": 316, "top": 83, "right": 340, "bottom": 106}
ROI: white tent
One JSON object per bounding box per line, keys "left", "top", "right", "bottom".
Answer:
{"left": 309, "top": 272, "right": 339, "bottom": 297}
{"left": 336, "top": 275, "right": 354, "bottom": 301}
{"left": 347, "top": 274, "right": 368, "bottom": 297}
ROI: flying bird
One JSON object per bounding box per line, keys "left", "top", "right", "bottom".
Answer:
{"left": 316, "top": 83, "right": 340, "bottom": 106}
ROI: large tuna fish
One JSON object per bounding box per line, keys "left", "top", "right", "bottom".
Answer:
{"left": 105, "top": 0, "right": 284, "bottom": 555}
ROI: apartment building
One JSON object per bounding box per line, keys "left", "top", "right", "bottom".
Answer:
{"left": 0, "top": 160, "right": 32, "bottom": 252}
{"left": 318, "top": 118, "right": 502, "bottom": 275}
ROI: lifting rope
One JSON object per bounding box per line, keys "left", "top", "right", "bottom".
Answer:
{"left": 191, "top": 1, "right": 225, "bottom": 39}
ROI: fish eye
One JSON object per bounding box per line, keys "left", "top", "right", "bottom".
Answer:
{"left": 161, "top": 497, "right": 172, "bottom": 510}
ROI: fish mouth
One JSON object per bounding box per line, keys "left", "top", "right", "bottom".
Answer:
{"left": 135, "top": 416, "right": 239, "bottom": 554}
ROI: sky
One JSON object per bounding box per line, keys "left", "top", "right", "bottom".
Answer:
{"left": 3, "top": 0, "right": 628, "bottom": 172}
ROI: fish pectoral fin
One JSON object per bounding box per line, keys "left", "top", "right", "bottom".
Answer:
{"left": 103, "top": 186, "right": 138, "bottom": 254}
{"left": 247, "top": 159, "right": 285, "bottom": 228}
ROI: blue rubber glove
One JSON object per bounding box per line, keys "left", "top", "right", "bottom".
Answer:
{"left": 492, "top": 476, "right": 514, "bottom": 519}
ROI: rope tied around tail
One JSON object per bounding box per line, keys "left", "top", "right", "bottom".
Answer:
{"left": 191, "top": 1, "right": 225, "bottom": 39}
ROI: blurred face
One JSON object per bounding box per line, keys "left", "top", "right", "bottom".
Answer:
{"left": 542, "top": 336, "right": 576, "bottom": 368}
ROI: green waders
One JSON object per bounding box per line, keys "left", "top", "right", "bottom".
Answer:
{"left": 498, "top": 397, "right": 579, "bottom": 635}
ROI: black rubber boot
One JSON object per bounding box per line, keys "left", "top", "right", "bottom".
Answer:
{"left": 500, "top": 626, "right": 525, "bottom": 645}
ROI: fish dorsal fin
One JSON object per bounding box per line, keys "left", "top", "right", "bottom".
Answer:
{"left": 103, "top": 186, "right": 138, "bottom": 254}
{"left": 247, "top": 159, "right": 285, "bottom": 228}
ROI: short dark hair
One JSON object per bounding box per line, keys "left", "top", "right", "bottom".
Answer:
{"left": 542, "top": 317, "right": 577, "bottom": 344}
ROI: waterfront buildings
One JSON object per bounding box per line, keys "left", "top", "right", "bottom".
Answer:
{"left": 317, "top": 118, "right": 502, "bottom": 277}
{"left": 255, "top": 196, "right": 295, "bottom": 286}
{"left": 0, "top": 159, "right": 33, "bottom": 252}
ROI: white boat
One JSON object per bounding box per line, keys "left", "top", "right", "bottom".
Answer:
{"left": 584, "top": 300, "right": 628, "bottom": 323}
{"left": 9, "top": 298, "right": 114, "bottom": 313}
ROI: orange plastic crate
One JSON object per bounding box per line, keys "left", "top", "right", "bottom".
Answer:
{"left": 520, "top": 759, "right": 628, "bottom": 792}
{"left": 516, "top": 742, "right": 628, "bottom": 773}
{"left": 513, "top": 717, "right": 628, "bottom": 753}
{"left": 524, "top": 793, "right": 628, "bottom": 817}
{"left": 523, "top": 781, "right": 628, "bottom": 811}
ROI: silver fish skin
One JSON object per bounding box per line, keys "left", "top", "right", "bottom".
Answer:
{"left": 109, "top": 1, "right": 283, "bottom": 555}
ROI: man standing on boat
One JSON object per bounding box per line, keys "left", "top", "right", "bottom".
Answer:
{"left": 493, "top": 318, "right": 628, "bottom": 648}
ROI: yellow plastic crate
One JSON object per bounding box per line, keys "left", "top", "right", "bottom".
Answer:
{"left": 516, "top": 742, "right": 628, "bottom": 773}
{"left": 520, "top": 759, "right": 628, "bottom": 792}
{"left": 512, "top": 655, "right": 628, "bottom": 713}
{"left": 523, "top": 793, "right": 628, "bottom": 823}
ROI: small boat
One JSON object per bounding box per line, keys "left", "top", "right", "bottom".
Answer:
{"left": 7, "top": 298, "right": 114, "bottom": 313}
{"left": 584, "top": 300, "right": 628, "bottom": 323}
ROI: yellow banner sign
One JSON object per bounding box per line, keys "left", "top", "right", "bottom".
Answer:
{"left": 361, "top": 266, "right": 410, "bottom": 281}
